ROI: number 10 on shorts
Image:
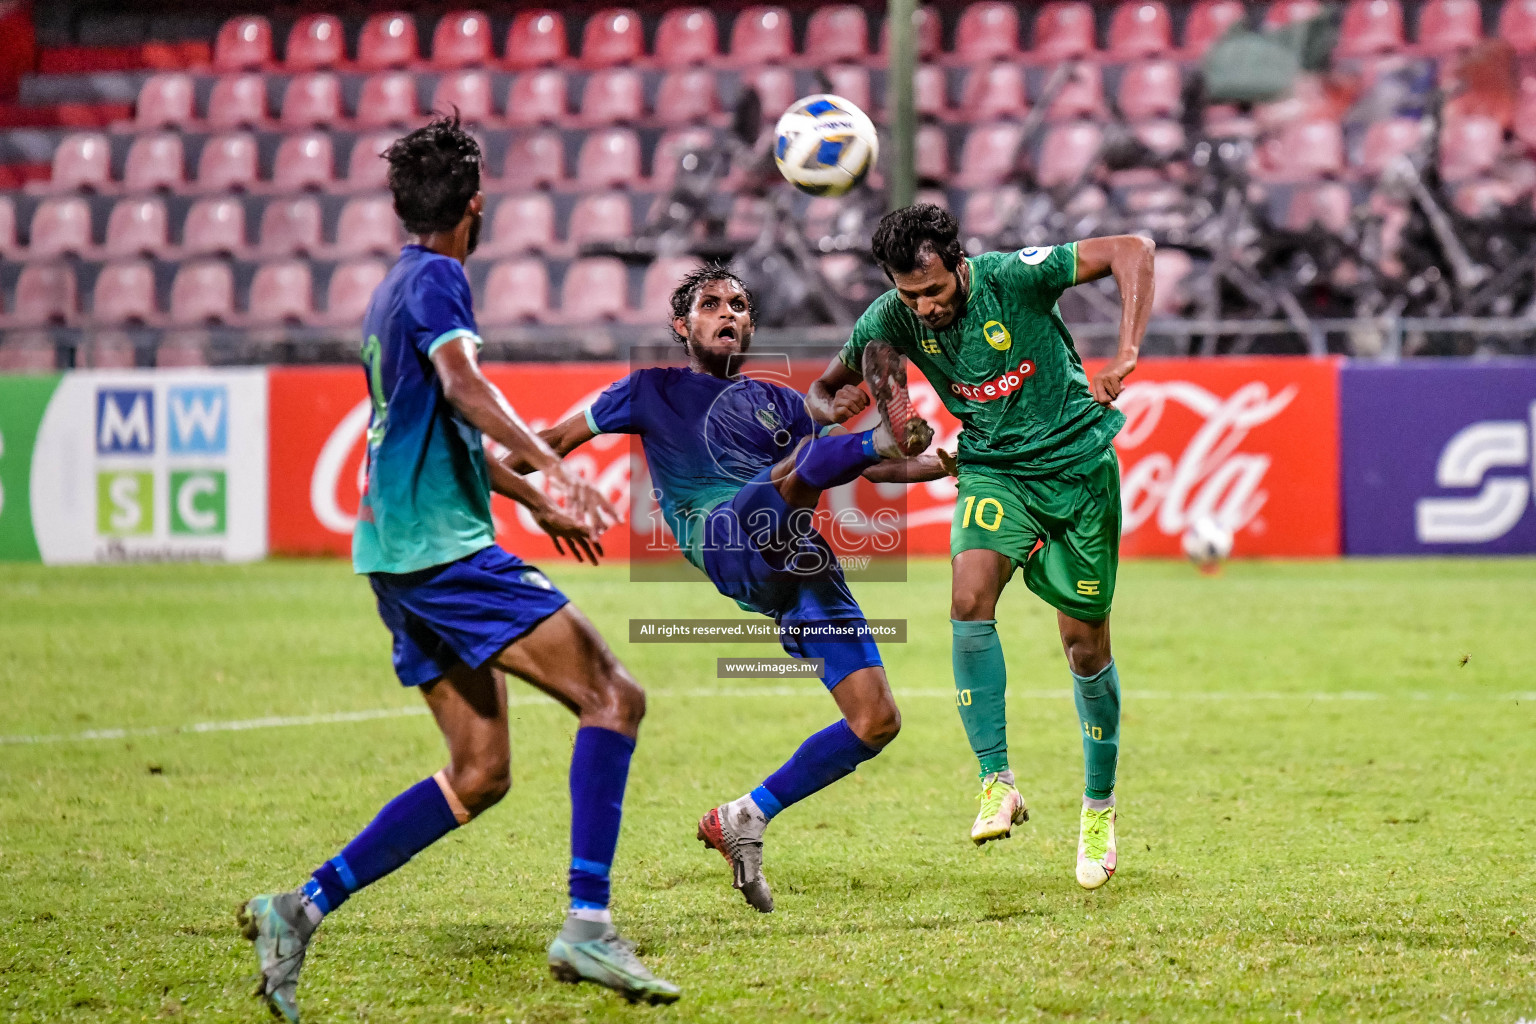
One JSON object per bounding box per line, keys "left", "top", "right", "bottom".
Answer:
{"left": 960, "top": 496, "right": 1005, "bottom": 532}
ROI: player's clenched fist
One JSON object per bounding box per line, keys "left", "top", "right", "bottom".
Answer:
{"left": 829, "top": 384, "right": 871, "bottom": 423}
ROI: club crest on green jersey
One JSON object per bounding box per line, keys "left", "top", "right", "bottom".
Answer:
{"left": 982, "top": 320, "right": 1012, "bottom": 351}
{"left": 1018, "top": 246, "right": 1054, "bottom": 266}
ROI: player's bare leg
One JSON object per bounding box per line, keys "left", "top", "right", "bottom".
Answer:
{"left": 1059, "top": 612, "right": 1120, "bottom": 890}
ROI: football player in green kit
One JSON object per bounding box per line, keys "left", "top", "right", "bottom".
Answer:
{"left": 807, "top": 204, "right": 1153, "bottom": 890}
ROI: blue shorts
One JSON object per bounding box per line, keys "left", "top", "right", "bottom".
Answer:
{"left": 700, "top": 472, "right": 882, "bottom": 689}
{"left": 369, "top": 545, "right": 571, "bottom": 687}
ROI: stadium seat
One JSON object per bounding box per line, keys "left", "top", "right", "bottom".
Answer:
{"left": 731, "top": 7, "right": 795, "bottom": 64}
{"left": 29, "top": 198, "right": 93, "bottom": 258}
{"left": 135, "top": 73, "right": 195, "bottom": 128}
{"left": 498, "top": 130, "right": 565, "bottom": 188}
{"left": 1108, "top": 1, "right": 1174, "bottom": 57}
{"left": 247, "top": 260, "right": 315, "bottom": 323}
{"left": 581, "top": 68, "right": 646, "bottom": 124}
{"left": 433, "top": 10, "right": 493, "bottom": 67}
{"left": 482, "top": 193, "right": 558, "bottom": 255}
{"left": 879, "top": 5, "right": 942, "bottom": 60}
{"left": 480, "top": 257, "right": 551, "bottom": 323}
{"left": 78, "top": 330, "right": 137, "bottom": 369}
{"left": 0, "top": 196, "right": 14, "bottom": 255}
{"left": 740, "top": 66, "right": 797, "bottom": 120}
{"left": 1262, "top": 118, "right": 1344, "bottom": 179}
{"left": 1416, "top": 0, "right": 1482, "bottom": 52}
{"left": 1150, "top": 247, "right": 1193, "bottom": 316}
{"left": 92, "top": 261, "right": 157, "bottom": 324}
{"left": 286, "top": 14, "right": 346, "bottom": 71}
{"left": 916, "top": 123, "right": 951, "bottom": 182}
{"left": 44, "top": 133, "right": 111, "bottom": 193}
{"left": 963, "top": 63, "right": 1029, "bottom": 121}
{"left": 1515, "top": 84, "right": 1536, "bottom": 152}
{"left": 206, "top": 74, "right": 269, "bottom": 129}
{"left": 122, "top": 133, "right": 185, "bottom": 193}
{"left": 433, "top": 70, "right": 496, "bottom": 124}
{"left": 271, "top": 133, "right": 335, "bottom": 192}
{"left": 953, "top": 3, "right": 1021, "bottom": 62}
{"left": 258, "top": 197, "right": 324, "bottom": 256}
{"left": 914, "top": 64, "right": 948, "bottom": 118}
{"left": 280, "top": 73, "right": 343, "bottom": 128}
{"left": 960, "top": 186, "right": 1024, "bottom": 238}
{"left": 1454, "top": 177, "right": 1520, "bottom": 217}
{"left": 655, "top": 8, "right": 719, "bottom": 66}
{"left": 155, "top": 331, "right": 211, "bottom": 367}
{"left": 333, "top": 196, "right": 400, "bottom": 257}
{"left": 805, "top": 5, "right": 870, "bottom": 64}
{"left": 1264, "top": 0, "right": 1324, "bottom": 29}
{"left": 1046, "top": 62, "right": 1109, "bottom": 121}
{"left": 956, "top": 123, "right": 1024, "bottom": 186}
{"left": 325, "top": 259, "right": 389, "bottom": 323}
{"left": 1034, "top": 2, "right": 1099, "bottom": 60}
{"left": 196, "top": 132, "right": 259, "bottom": 192}
{"left": 639, "top": 256, "right": 703, "bottom": 320}
{"left": 576, "top": 129, "right": 643, "bottom": 189}
{"left": 10, "top": 264, "right": 77, "bottom": 325}
{"left": 1132, "top": 117, "right": 1185, "bottom": 155}
{"left": 357, "top": 12, "right": 419, "bottom": 70}
{"left": 101, "top": 198, "right": 169, "bottom": 259}
{"left": 1285, "top": 182, "right": 1353, "bottom": 232}
{"left": 168, "top": 260, "right": 236, "bottom": 323}
{"left": 1499, "top": 0, "right": 1536, "bottom": 52}
{"left": 1183, "top": 0, "right": 1246, "bottom": 54}
{"left": 355, "top": 72, "right": 421, "bottom": 128}
{"left": 1359, "top": 117, "right": 1424, "bottom": 174}
{"left": 180, "top": 197, "right": 247, "bottom": 256}
{"left": 1038, "top": 122, "right": 1104, "bottom": 187}
{"left": 505, "top": 10, "right": 568, "bottom": 69}
{"left": 214, "top": 15, "right": 274, "bottom": 71}
{"left": 652, "top": 128, "right": 715, "bottom": 190}
{"left": 656, "top": 69, "right": 721, "bottom": 126}
{"left": 824, "top": 65, "right": 873, "bottom": 116}
{"left": 344, "top": 133, "right": 395, "bottom": 191}
{"left": 568, "top": 191, "right": 634, "bottom": 247}
{"left": 1337, "top": 0, "right": 1406, "bottom": 56}
{"left": 506, "top": 69, "right": 569, "bottom": 125}
{"left": 1439, "top": 115, "right": 1503, "bottom": 180}
{"left": 561, "top": 257, "right": 630, "bottom": 321}
{"left": 581, "top": 8, "right": 645, "bottom": 69}
{"left": 1118, "top": 59, "right": 1183, "bottom": 120}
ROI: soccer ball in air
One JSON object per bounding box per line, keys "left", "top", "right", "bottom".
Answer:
{"left": 773, "top": 94, "right": 879, "bottom": 197}
{"left": 1181, "top": 515, "right": 1234, "bottom": 573}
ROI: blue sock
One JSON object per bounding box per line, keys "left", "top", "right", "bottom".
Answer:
{"left": 567, "top": 726, "right": 636, "bottom": 910}
{"left": 302, "top": 777, "right": 460, "bottom": 915}
{"left": 793, "top": 431, "right": 880, "bottom": 491}
{"left": 751, "top": 719, "right": 880, "bottom": 820}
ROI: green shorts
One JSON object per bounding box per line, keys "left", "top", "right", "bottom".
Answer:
{"left": 949, "top": 446, "right": 1121, "bottom": 621}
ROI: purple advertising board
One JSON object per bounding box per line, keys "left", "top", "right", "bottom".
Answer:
{"left": 1341, "top": 361, "right": 1536, "bottom": 555}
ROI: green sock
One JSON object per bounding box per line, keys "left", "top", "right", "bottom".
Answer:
{"left": 1072, "top": 661, "right": 1121, "bottom": 800}
{"left": 951, "top": 619, "right": 1009, "bottom": 777}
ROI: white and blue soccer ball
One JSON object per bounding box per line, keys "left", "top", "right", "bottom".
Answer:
{"left": 773, "top": 94, "right": 879, "bottom": 198}
{"left": 1182, "top": 515, "right": 1234, "bottom": 572}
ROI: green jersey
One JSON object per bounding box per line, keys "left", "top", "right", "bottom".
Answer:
{"left": 840, "top": 244, "right": 1123, "bottom": 476}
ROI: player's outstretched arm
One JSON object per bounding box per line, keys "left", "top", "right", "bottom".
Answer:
{"left": 806, "top": 355, "right": 870, "bottom": 425}
{"left": 1072, "top": 235, "right": 1155, "bottom": 407}
{"left": 861, "top": 449, "right": 953, "bottom": 484}
{"left": 484, "top": 454, "right": 605, "bottom": 564}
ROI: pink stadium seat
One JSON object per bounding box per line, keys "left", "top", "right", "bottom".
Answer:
{"left": 47, "top": 133, "right": 111, "bottom": 193}
{"left": 0, "top": 195, "right": 15, "bottom": 255}
{"left": 286, "top": 14, "right": 346, "bottom": 71}
{"left": 1264, "top": 0, "right": 1324, "bottom": 29}
{"left": 214, "top": 15, "right": 273, "bottom": 71}
{"left": 956, "top": 123, "right": 1024, "bottom": 186}
{"left": 1263, "top": 118, "right": 1344, "bottom": 179}
{"left": 357, "top": 12, "right": 419, "bottom": 70}
{"left": 258, "top": 197, "right": 323, "bottom": 256}
{"left": 433, "top": 70, "right": 496, "bottom": 123}
{"left": 499, "top": 130, "right": 565, "bottom": 188}
{"left": 29, "top": 198, "right": 92, "bottom": 258}
{"left": 576, "top": 129, "right": 643, "bottom": 188}
{"left": 1337, "top": 0, "right": 1406, "bottom": 56}
{"left": 155, "top": 331, "right": 212, "bottom": 367}
{"left": 655, "top": 8, "right": 719, "bottom": 66}
{"left": 652, "top": 128, "right": 715, "bottom": 190}
{"left": 11, "top": 264, "right": 77, "bottom": 325}
{"left": 581, "top": 9, "right": 645, "bottom": 69}
{"left": 206, "top": 74, "right": 268, "bottom": 129}
{"left": 1416, "top": 0, "right": 1482, "bottom": 52}
{"left": 802, "top": 196, "right": 843, "bottom": 240}
{"left": 656, "top": 69, "right": 721, "bottom": 126}
{"left": 1516, "top": 84, "right": 1536, "bottom": 151}
{"left": 433, "top": 10, "right": 493, "bottom": 68}
{"left": 0, "top": 330, "right": 58, "bottom": 369}
{"left": 181, "top": 197, "right": 247, "bottom": 256}
{"left": 806, "top": 5, "right": 870, "bottom": 64}
{"left": 248, "top": 260, "right": 315, "bottom": 323}
{"left": 333, "top": 196, "right": 400, "bottom": 257}
{"left": 1183, "top": 0, "right": 1246, "bottom": 53}
{"left": 960, "top": 187, "right": 1024, "bottom": 237}
{"left": 741, "top": 67, "right": 796, "bottom": 120}
{"left": 79, "top": 331, "right": 137, "bottom": 369}
{"left": 280, "top": 73, "right": 343, "bottom": 128}
{"left": 1454, "top": 177, "right": 1520, "bottom": 217}
{"left": 582, "top": 68, "right": 646, "bottom": 124}
{"left": 1150, "top": 247, "right": 1193, "bottom": 316}
{"left": 506, "top": 69, "right": 568, "bottom": 126}
{"left": 914, "top": 64, "right": 948, "bottom": 118}
{"left": 963, "top": 63, "right": 1029, "bottom": 121}
{"left": 325, "top": 259, "right": 389, "bottom": 323}
{"left": 1034, "top": 2, "right": 1099, "bottom": 61}
{"left": 355, "top": 72, "right": 420, "bottom": 128}
{"left": 1439, "top": 115, "right": 1503, "bottom": 181}
{"left": 480, "top": 258, "right": 552, "bottom": 323}
{"left": 92, "top": 261, "right": 157, "bottom": 324}
{"left": 880, "top": 5, "right": 942, "bottom": 60}
{"left": 1046, "top": 63, "right": 1109, "bottom": 121}
{"left": 101, "top": 198, "right": 169, "bottom": 259}
{"left": 506, "top": 10, "right": 568, "bottom": 69}
{"left": 197, "top": 133, "right": 259, "bottom": 192}
{"left": 568, "top": 191, "right": 633, "bottom": 247}
{"left": 639, "top": 256, "right": 703, "bottom": 321}
{"left": 824, "top": 65, "right": 872, "bottom": 116}
{"left": 136, "top": 73, "right": 194, "bottom": 128}
{"left": 345, "top": 133, "right": 396, "bottom": 191}
{"left": 271, "top": 133, "right": 335, "bottom": 192}
{"left": 561, "top": 257, "right": 629, "bottom": 321}
{"left": 122, "top": 133, "right": 185, "bottom": 193}
{"left": 168, "top": 260, "right": 235, "bottom": 323}
{"left": 482, "top": 193, "right": 558, "bottom": 255}
{"left": 1038, "top": 122, "right": 1104, "bottom": 187}
{"left": 1359, "top": 117, "right": 1424, "bottom": 173}
{"left": 1132, "top": 118, "right": 1186, "bottom": 154}
{"left": 1285, "top": 182, "right": 1353, "bottom": 232}
{"left": 732, "top": 7, "right": 795, "bottom": 64}
{"left": 916, "top": 124, "right": 951, "bottom": 181}
{"left": 1499, "top": 0, "right": 1536, "bottom": 52}
{"left": 1109, "top": 1, "right": 1174, "bottom": 57}
{"left": 954, "top": 3, "right": 1021, "bottom": 62}
{"left": 1118, "top": 60, "right": 1183, "bottom": 120}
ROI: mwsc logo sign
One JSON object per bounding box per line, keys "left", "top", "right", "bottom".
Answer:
{"left": 1415, "top": 403, "right": 1536, "bottom": 544}
{"left": 95, "top": 386, "right": 229, "bottom": 539}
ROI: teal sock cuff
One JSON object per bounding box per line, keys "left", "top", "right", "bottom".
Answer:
{"left": 951, "top": 618, "right": 998, "bottom": 637}
{"left": 1071, "top": 659, "right": 1118, "bottom": 689}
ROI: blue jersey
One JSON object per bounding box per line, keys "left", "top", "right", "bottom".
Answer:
{"left": 585, "top": 367, "right": 818, "bottom": 567}
{"left": 353, "top": 245, "right": 495, "bottom": 575}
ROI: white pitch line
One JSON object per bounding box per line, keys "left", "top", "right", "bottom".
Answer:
{"left": 1, "top": 688, "right": 1530, "bottom": 747}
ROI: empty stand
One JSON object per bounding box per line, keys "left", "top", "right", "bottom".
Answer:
{"left": 1263, "top": 118, "right": 1344, "bottom": 179}
{"left": 169, "top": 260, "right": 236, "bottom": 323}
{"left": 434, "top": 70, "right": 496, "bottom": 124}
{"left": 272, "top": 133, "right": 335, "bottom": 192}
{"left": 582, "top": 9, "right": 645, "bottom": 69}
{"left": 155, "top": 331, "right": 211, "bottom": 367}
{"left": 358, "top": 13, "right": 420, "bottom": 70}
{"left": 957, "top": 123, "right": 1024, "bottom": 186}
{"left": 181, "top": 197, "right": 247, "bottom": 257}
{"left": 652, "top": 128, "right": 715, "bottom": 190}
{"left": 741, "top": 67, "right": 797, "bottom": 120}
{"left": 1439, "top": 115, "right": 1502, "bottom": 181}
{"left": 561, "top": 257, "right": 630, "bottom": 321}
{"left": 92, "top": 261, "right": 158, "bottom": 324}
{"left": 499, "top": 130, "right": 565, "bottom": 188}
{"left": 1499, "top": 0, "right": 1536, "bottom": 51}
{"left": 824, "top": 65, "right": 873, "bottom": 116}
{"left": 43, "top": 133, "right": 111, "bottom": 193}
{"left": 879, "top": 6, "right": 943, "bottom": 60}
{"left": 135, "top": 74, "right": 195, "bottom": 129}
{"left": 325, "top": 259, "right": 389, "bottom": 322}
{"left": 806, "top": 6, "right": 871, "bottom": 64}
{"left": 1118, "top": 60, "right": 1183, "bottom": 120}
{"left": 1150, "top": 247, "right": 1193, "bottom": 316}
{"left": 434, "top": 10, "right": 494, "bottom": 68}
{"left": 954, "top": 3, "right": 1022, "bottom": 62}
{"left": 656, "top": 69, "right": 721, "bottom": 126}
{"left": 640, "top": 256, "right": 703, "bottom": 320}
{"left": 286, "top": 14, "right": 346, "bottom": 71}
{"left": 582, "top": 68, "right": 646, "bottom": 124}
{"left": 102, "top": 198, "right": 169, "bottom": 259}
{"left": 356, "top": 72, "right": 421, "bottom": 129}
{"left": 507, "top": 69, "right": 569, "bottom": 126}
{"left": 1264, "top": 0, "right": 1324, "bottom": 28}
{"left": 344, "top": 133, "right": 395, "bottom": 193}
{"left": 1337, "top": 0, "right": 1406, "bottom": 56}
{"left": 197, "top": 133, "right": 260, "bottom": 192}
{"left": 1109, "top": 1, "right": 1175, "bottom": 57}
{"left": 916, "top": 124, "right": 951, "bottom": 182}
{"left": 961, "top": 186, "right": 1025, "bottom": 237}
{"left": 1415, "top": 0, "right": 1482, "bottom": 52}
{"left": 732, "top": 7, "right": 795, "bottom": 64}
{"left": 1183, "top": 0, "right": 1246, "bottom": 54}
{"left": 655, "top": 8, "right": 719, "bottom": 66}
{"left": 12, "top": 264, "right": 78, "bottom": 325}
{"left": 281, "top": 73, "right": 344, "bottom": 128}
{"left": 0, "top": 196, "right": 14, "bottom": 255}
{"left": 123, "top": 133, "right": 185, "bottom": 193}
{"left": 480, "top": 258, "right": 552, "bottom": 323}
{"left": 1359, "top": 117, "right": 1425, "bottom": 174}
{"left": 577, "top": 129, "right": 643, "bottom": 189}
{"left": 569, "top": 191, "right": 634, "bottom": 247}
{"left": 206, "top": 74, "right": 269, "bottom": 129}
{"left": 914, "top": 64, "right": 949, "bottom": 119}
{"left": 964, "top": 63, "right": 1029, "bottom": 121}
{"left": 483, "top": 193, "right": 558, "bottom": 255}
{"left": 1038, "top": 122, "right": 1104, "bottom": 187}
{"left": 215, "top": 15, "right": 274, "bottom": 72}
{"left": 258, "top": 197, "right": 324, "bottom": 257}
{"left": 1034, "top": 2, "right": 1100, "bottom": 61}
{"left": 29, "top": 198, "right": 92, "bottom": 258}
{"left": 1046, "top": 63, "right": 1109, "bottom": 121}
{"left": 248, "top": 260, "right": 315, "bottom": 323}
{"left": 1285, "top": 183, "right": 1354, "bottom": 232}
{"left": 506, "top": 10, "right": 568, "bottom": 69}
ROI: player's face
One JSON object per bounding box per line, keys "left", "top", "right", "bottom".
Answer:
{"left": 890, "top": 254, "right": 964, "bottom": 330}
{"left": 679, "top": 279, "right": 753, "bottom": 359}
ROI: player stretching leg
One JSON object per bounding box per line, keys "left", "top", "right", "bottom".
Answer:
{"left": 808, "top": 205, "right": 1153, "bottom": 891}
{"left": 533, "top": 266, "right": 935, "bottom": 913}
{"left": 237, "top": 117, "right": 678, "bottom": 1020}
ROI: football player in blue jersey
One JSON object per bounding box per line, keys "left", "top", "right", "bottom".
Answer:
{"left": 532, "top": 264, "right": 941, "bottom": 914}
{"left": 237, "top": 116, "right": 679, "bottom": 1019}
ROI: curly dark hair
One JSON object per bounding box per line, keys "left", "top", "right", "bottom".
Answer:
{"left": 384, "top": 114, "right": 482, "bottom": 235}
{"left": 870, "top": 203, "right": 967, "bottom": 278}
{"left": 667, "top": 263, "right": 757, "bottom": 344}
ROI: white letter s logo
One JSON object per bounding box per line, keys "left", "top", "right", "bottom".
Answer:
{"left": 1415, "top": 408, "right": 1534, "bottom": 543}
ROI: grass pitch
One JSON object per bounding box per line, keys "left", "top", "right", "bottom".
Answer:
{"left": 1, "top": 557, "right": 1533, "bottom": 1023}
